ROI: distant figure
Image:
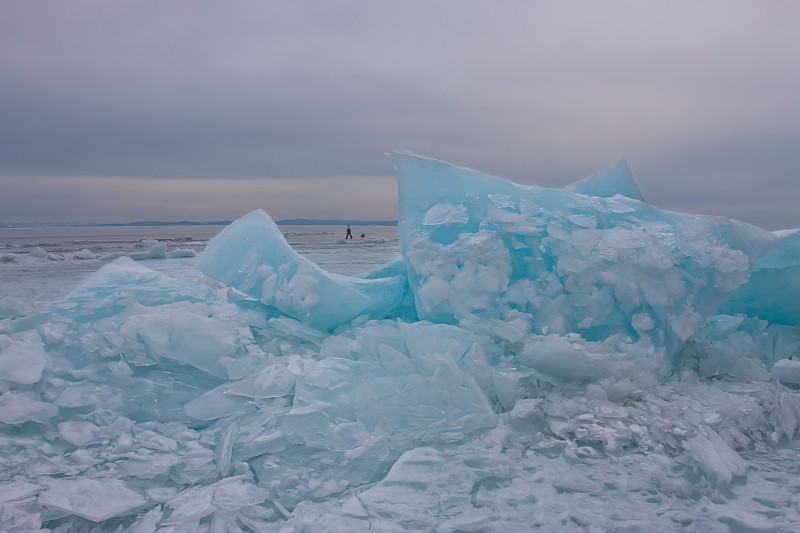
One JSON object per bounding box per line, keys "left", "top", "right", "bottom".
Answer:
{"left": 345, "top": 225, "right": 353, "bottom": 239}
{"left": 360, "top": 234, "right": 365, "bottom": 238}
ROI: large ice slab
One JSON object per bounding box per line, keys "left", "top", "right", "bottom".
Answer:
{"left": 198, "top": 209, "right": 405, "bottom": 331}
{"left": 717, "top": 228, "right": 800, "bottom": 325}
{"left": 391, "top": 151, "right": 775, "bottom": 365}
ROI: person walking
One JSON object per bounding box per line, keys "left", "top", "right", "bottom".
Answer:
{"left": 345, "top": 225, "right": 353, "bottom": 239}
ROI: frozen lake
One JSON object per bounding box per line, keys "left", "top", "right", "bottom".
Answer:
{"left": 0, "top": 224, "right": 400, "bottom": 303}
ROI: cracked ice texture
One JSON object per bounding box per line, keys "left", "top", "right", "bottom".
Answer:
{"left": 197, "top": 209, "right": 404, "bottom": 332}
{"left": 391, "top": 151, "right": 776, "bottom": 366}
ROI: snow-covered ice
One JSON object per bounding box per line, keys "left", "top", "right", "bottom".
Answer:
{"left": 1, "top": 153, "right": 799, "bottom": 531}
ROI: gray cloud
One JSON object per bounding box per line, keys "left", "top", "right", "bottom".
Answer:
{"left": 1, "top": 1, "right": 798, "bottom": 228}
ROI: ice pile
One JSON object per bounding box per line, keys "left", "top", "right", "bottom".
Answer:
{"left": 1, "top": 152, "right": 800, "bottom": 531}
{"left": 391, "top": 151, "right": 774, "bottom": 374}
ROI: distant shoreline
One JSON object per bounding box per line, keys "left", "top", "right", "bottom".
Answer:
{"left": 0, "top": 218, "right": 398, "bottom": 229}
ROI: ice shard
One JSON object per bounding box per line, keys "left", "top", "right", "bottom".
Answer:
{"left": 564, "top": 158, "right": 645, "bottom": 202}
{"left": 197, "top": 209, "right": 405, "bottom": 331}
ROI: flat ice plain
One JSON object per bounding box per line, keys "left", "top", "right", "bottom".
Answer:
{"left": 1, "top": 153, "right": 800, "bottom": 532}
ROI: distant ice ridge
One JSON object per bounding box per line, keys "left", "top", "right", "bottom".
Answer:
{"left": 0, "top": 239, "right": 197, "bottom": 264}
{"left": 1, "top": 153, "right": 800, "bottom": 531}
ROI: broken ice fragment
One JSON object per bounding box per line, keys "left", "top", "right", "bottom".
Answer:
{"left": 0, "top": 391, "right": 58, "bottom": 425}
{"left": 38, "top": 478, "right": 146, "bottom": 522}
{"left": 118, "top": 303, "right": 241, "bottom": 378}
{"left": 58, "top": 421, "right": 103, "bottom": 447}
{"left": 162, "top": 475, "right": 267, "bottom": 525}
{"left": 0, "top": 331, "right": 47, "bottom": 385}
{"left": 227, "top": 364, "right": 295, "bottom": 398}
{"left": 771, "top": 359, "right": 800, "bottom": 385}
{"left": 683, "top": 427, "right": 746, "bottom": 486}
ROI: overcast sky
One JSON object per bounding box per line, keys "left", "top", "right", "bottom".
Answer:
{"left": 1, "top": 1, "right": 798, "bottom": 228}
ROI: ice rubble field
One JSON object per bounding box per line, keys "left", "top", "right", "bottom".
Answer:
{"left": 2, "top": 154, "right": 800, "bottom": 532}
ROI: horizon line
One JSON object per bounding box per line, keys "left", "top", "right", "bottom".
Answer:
{"left": 0, "top": 218, "right": 399, "bottom": 229}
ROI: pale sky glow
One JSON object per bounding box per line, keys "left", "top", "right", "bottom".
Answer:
{"left": 0, "top": 175, "right": 399, "bottom": 222}
{"left": 1, "top": 1, "right": 799, "bottom": 228}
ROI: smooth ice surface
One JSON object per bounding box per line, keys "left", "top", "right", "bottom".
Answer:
{"left": 717, "top": 228, "right": 800, "bottom": 325}
{"left": 391, "top": 151, "right": 775, "bottom": 370}
{"left": 2, "top": 156, "right": 800, "bottom": 531}
{"left": 198, "top": 209, "right": 404, "bottom": 331}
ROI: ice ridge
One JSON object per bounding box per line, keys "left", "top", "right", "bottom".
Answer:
{"left": 197, "top": 209, "right": 405, "bottom": 331}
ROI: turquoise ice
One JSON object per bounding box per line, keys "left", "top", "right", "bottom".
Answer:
{"left": 717, "top": 228, "right": 800, "bottom": 325}
{"left": 564, "top": 158, "right": 645, "bottom": 202}
{"left": 685, "top": 229, "right": 800, "bottom": 381}
{"left": 197, "top": 209, "right": 405, "bottom": 332}
{"left": 390, "top": 151, "right": 775, "bottom": 367}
